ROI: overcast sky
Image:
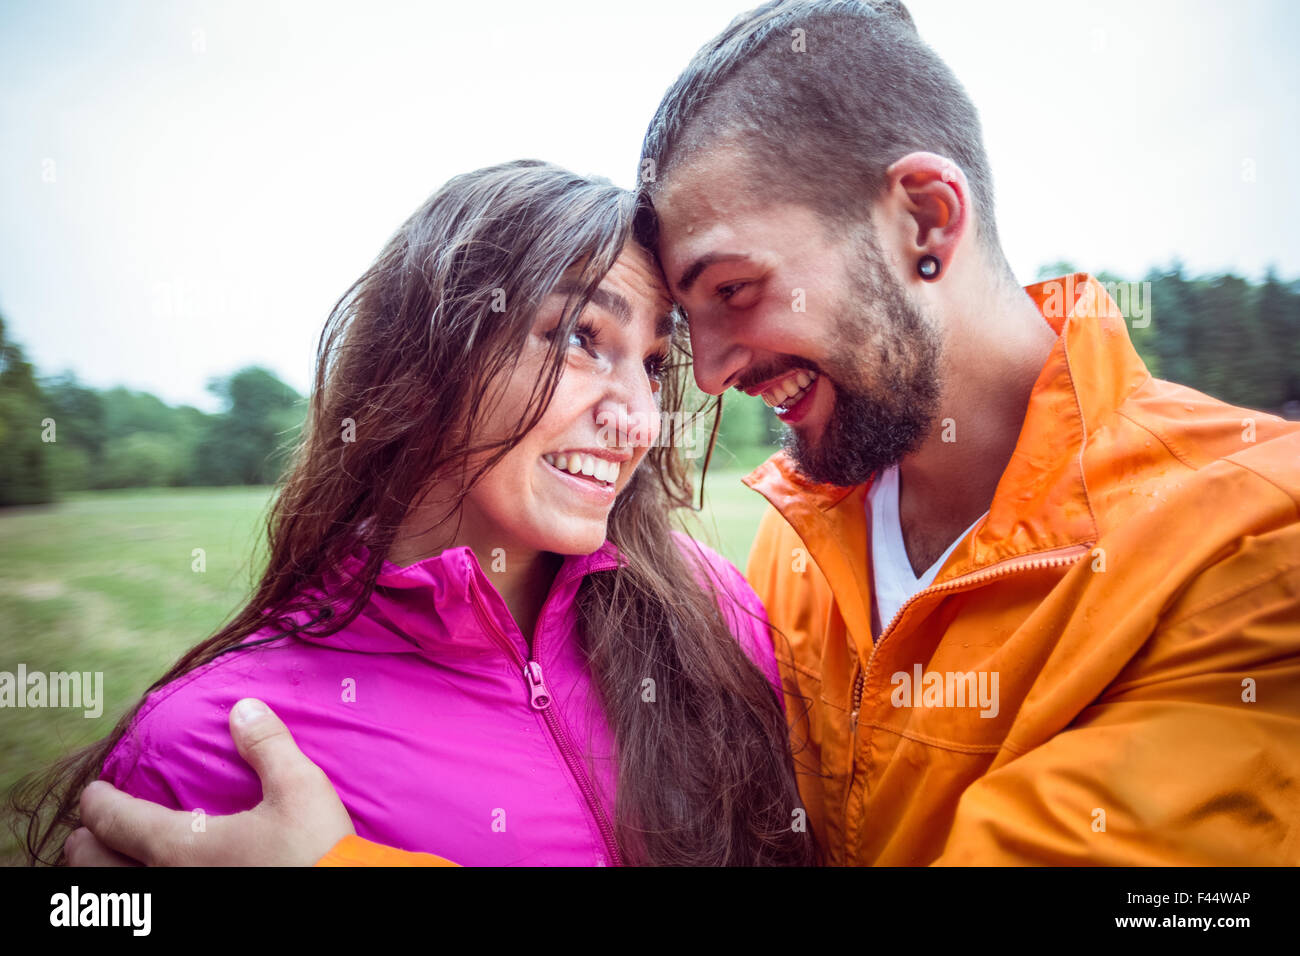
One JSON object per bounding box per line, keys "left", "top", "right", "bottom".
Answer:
{"left": 2, "top": 0, "right": 1297, "bottom": 410}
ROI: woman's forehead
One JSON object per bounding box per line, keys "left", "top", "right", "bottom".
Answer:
{"left": 550, "top": 246, "right": 675, "bottom": 336}
{"left": 607, "top": 244, "right": 672, "bottom": 306}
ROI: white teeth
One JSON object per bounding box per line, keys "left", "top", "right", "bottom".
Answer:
{"left": 760, "top": 369, "right": 818, "bottom": 408}
{"left": 543, "top": 452, "right": 616, "bottom": 486}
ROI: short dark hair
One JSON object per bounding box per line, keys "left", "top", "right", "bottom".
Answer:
{"left": 638, "top": 0, "right": 1004, "bottom": 253}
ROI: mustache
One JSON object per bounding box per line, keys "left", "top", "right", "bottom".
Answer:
{"left": 733, "top": 356, "right": 826, "bottom": 394}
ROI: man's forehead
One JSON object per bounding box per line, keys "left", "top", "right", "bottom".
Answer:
{"left": 654, "top": 145, "right": 760, "bottom": 234}
{"left": 652, "top": 182, "right": 756, "bottom": 285}
{"left": 654, "top": 186, "right": 839, "bottom": 297}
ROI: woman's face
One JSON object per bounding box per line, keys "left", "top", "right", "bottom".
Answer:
{"left": 456, "top": 243, "right": 676, "bottom": 557}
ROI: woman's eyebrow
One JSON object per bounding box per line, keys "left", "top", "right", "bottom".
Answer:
{"left": 554, "top": 279, "right": 674, "bottom": 338}
{"left": 553, "top": 279, "right": 630, "bottom": 324}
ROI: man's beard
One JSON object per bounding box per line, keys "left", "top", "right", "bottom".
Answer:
{"left": 782, "top": 235, "right": 944, "bottom": 487}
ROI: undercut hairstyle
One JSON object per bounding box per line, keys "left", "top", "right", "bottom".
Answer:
{"left": 638, "top": 0, "right": 1007, "bottom": 257}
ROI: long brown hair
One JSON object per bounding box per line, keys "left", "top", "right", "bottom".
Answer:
{"left": 12, "top": 160, "right": 815, "bottom": 866}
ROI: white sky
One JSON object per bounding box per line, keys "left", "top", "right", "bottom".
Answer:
{"left": 2, "top": 0, "right": 1297, "bottom": 410}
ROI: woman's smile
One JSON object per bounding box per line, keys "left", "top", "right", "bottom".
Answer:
{"left": 537, "top": 451, "right": 620, "bottom": 506}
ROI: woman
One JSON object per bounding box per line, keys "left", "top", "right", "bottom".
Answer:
{"left": 14, "top": 160, "right": 815, "bottom": 866}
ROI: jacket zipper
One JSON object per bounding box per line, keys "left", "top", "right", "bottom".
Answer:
{"left": 844, "top": 545, "right": 1091, "bottom": 835}
{"left": 468, "top": 574, "right": 624, "bottom": 867}
{"left": 849, "top": 545, "right": 1090, "bottom": 731}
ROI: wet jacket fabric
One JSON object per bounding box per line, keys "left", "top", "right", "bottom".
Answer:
{"left": 102, "top": 533, "right": 778, "bottom": 867}
{"left": 744, "top": 274, "right": 1300, "bottom": 865}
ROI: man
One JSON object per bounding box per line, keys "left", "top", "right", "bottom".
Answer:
{"left": 71, "top": 0, "right": 1299, "bottom": 866}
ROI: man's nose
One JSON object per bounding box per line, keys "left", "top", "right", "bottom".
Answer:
{"left": 686, "top": 315, "right": 750, "bottom": 396}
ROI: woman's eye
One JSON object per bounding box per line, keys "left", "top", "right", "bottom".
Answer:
{"left": 546, "top": 322, "right": 600, "bottom": 357}
{"left": 645, "top": 352, "right": 670, "bottom": 384}
{"left": 717, "top": 281, "right": 749, "bottom": 302}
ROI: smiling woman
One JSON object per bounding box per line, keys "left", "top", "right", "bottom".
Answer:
{"left": 13, "top": 160, "right": 816, "bottom": 867}
{"left": 390, "top": 243, "right": 676, "bottom": 586}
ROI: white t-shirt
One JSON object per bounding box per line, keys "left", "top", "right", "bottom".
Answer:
{"left": 867, "top": 463, "right": 986, "bottom": 641}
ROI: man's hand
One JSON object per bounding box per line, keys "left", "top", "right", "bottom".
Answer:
{"left": 66, "top": 697, "right": 355, "bottom": 866}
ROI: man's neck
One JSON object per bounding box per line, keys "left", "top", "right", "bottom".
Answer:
{"left": 895, "top": 278, "right": 1058, "bottom": 577}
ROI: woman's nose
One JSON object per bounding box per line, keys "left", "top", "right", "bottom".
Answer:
{"left": 595, "top": 368, "right": 660, "bottom": 449}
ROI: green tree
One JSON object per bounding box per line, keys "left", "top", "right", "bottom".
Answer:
{"left": 1255, "top": 268, "right": 1300, "bottom": 405}
{"left": 39, "top": 372, "right": 106, "bottom": 490}
{"left": 92, "top": 387, "right": 210, "bottom": 488}
{"left": 1144, "top": 263, "right": 1203, "bottom": 390}
{"left": 100, "top": 432, "right": 189, "bottom": 488}
{"left": 41, "top": 372, "right": 106, "bottom": 460}
{"left": 195, "top": 367, "right": 304, "bottom": 485}
{"left": 0, "top": 314, "right": 53, "bottom": 505}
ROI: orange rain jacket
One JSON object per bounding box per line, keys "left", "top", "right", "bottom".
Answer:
{"left": 317, "top": 273, "right": 1298, "bottom": 867}
{"left": 743, "top": 274, "right": 1300, "bottom": 865}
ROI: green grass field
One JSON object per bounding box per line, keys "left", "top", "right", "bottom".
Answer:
{"left": 0, "top": 466, "right": 773, "bottom": 863}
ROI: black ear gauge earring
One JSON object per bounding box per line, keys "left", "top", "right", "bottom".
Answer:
{"left": 917, "top": 254, "right": 941, "bottom": 280}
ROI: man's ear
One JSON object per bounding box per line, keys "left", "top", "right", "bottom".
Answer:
{"left": 883, "top": 151, "right": 969, "bottom": 274}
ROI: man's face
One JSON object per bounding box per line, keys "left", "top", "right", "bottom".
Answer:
{"left": 653, "top": 147, "right": 945, "bottom": 486}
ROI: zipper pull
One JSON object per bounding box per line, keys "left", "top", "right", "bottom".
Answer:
{"left": 850, "top": 667, "right": 865, "bottom": 735}
{"left": 524, "top": 660, "right": 552, "bottom": 710}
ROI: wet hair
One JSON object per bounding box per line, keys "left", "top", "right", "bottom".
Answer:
{"left": 11, "top": 160, "right": 815, "bottom": 867}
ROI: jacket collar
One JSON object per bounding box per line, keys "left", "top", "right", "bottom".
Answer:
{"left": 742, "top": 274, "right": 1149, "bottom": 583}
{"left": 291, "top": 541, "right": 625, "bottom": 657}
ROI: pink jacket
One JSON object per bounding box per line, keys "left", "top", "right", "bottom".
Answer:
{"left": 101, "top": 533, "right": 780, "bottom": 866}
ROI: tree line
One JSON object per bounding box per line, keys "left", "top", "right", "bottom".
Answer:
{"left": 1, "top": 262, "right": 1297, "bottom": 506}
{"left": 0, "top": 320, "right": 303, "bottom": 505}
